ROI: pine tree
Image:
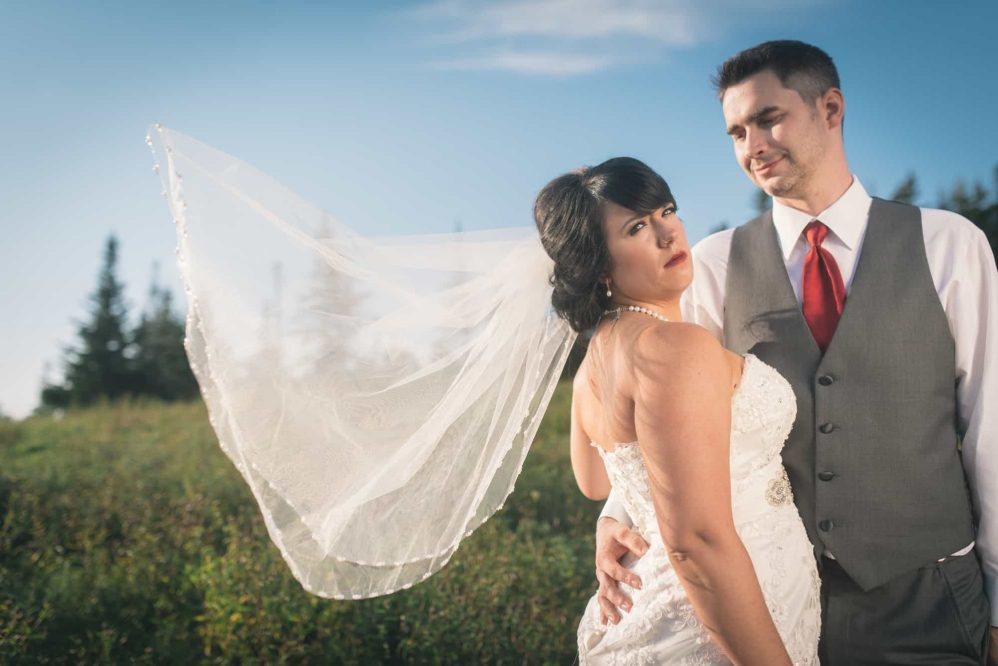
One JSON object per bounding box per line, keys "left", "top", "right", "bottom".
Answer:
{"left": 938, "top": 168, "right": 998, "bottom": 264}
{"left": 45, "top": 235, "right": 135, "bottom": 407}
{"left": 131, "top": 265, "right": 198, "bottom": 401}
{"left": 890, "top": 173, "right": 918, "bottom": 204}
{"left": 298, "top": 220, "right": 363, "bottom": 369}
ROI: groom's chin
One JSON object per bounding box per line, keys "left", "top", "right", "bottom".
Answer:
{"left": 747, "top": 174, "right": 775, "bottom": 195}
{"left": 760, "top": 178, "right": 795, "bottom": 198}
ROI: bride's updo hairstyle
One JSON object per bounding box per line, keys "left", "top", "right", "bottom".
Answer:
{"left": 534, "top": 157, "right": 676, "bottom": 333}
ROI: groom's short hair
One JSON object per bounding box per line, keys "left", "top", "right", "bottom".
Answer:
{"left": 713, "top": 40, "right": 840, "bottom": 104}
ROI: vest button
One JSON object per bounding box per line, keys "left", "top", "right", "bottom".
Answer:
{"left": 819, "top": 422, "right": 836, "bottom": 434}
{"left": 818, "top": 471, "right": 836, "bottom": 481}
{"left": 818, "top": 374, "right": 834, "bottom": 386}
{"left": 819, "top": 519, "right": 835, "bottom": 532}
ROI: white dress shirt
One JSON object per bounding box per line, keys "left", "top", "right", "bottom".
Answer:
{"left": 600, "top": 177, "right": 998, "bottom": 623}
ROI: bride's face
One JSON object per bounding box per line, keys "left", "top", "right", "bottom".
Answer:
{"left": 601, "top": 200, "right": 693, "bottom": 304}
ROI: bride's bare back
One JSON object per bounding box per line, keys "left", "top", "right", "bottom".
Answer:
{"left": 569, "top": 317, "right": 744, "bottom": 498}
{"left": 570, "top": 315, "right": 793, "bottom": 665}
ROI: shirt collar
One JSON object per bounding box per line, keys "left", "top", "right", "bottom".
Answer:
{"left": 770, "top": 177, "right": 872, "bottom": 260}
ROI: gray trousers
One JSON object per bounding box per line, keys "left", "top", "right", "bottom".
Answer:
{"left": 818, "top": 552, "right": 991, "bottom": 665}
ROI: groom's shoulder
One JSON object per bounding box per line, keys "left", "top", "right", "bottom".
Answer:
{"left": 690, "top": 211, "right": 773, "bottom": 268}
{"left": 691, "top": 227, "right": 736, "bottom": 265}
{"left": 877, "top": 197, "right": 978, "bottom": 230}
{"left": 914, "top": 202, "right": 984, "bottom": 231}
{"left": 902, "top": 200, "right": 990, "bottom": 249}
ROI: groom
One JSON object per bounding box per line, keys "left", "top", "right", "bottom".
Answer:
{"left": 595, "top": 40, "right": 997, "bottom": 664}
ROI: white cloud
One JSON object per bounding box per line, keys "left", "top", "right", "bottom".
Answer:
{"left": 414, "top": 0, "right": 700, "bottom": 45}
{"left": 407, "top": 0, "right": 830, "bottom": 77}
{"left": 432, "top": 50, "right": 619, "bottom": 76}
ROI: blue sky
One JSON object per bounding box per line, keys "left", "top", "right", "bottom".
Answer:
{"left": 2, "top": 0, "right": 996, "bottom": 418}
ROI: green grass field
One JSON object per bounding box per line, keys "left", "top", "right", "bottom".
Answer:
{"left": 0, "top": 382, "right": 604, "bottom": 664}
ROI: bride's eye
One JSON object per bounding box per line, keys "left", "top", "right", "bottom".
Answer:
{"left": 662, "top": 206, "right": 676, "bottom": 217}
{"left": 628, "top": 221, "right": 646, "bottom": 236}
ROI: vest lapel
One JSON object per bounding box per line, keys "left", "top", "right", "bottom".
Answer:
{"left": 818, "top": 207, "right": 881, "bottom": 359}
{"left": 734, "top": 212, "right": 821, "bottom": 358}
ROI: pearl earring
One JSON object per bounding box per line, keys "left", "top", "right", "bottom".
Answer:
{"left": 606, "top": 285, "right": 612, "bottom": 298}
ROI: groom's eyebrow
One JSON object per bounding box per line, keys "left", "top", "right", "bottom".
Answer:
{"left": 726, "top": 106, "right": 780, "bottom": 135}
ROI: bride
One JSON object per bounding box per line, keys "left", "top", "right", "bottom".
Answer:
{"left": 532, "top": 157, "right": 820, "bottom": 664}
{"left": 149, "top": 127, "right": 818, "bottom": 663}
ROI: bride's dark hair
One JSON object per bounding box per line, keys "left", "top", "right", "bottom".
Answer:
{"left": 533, "top": 157, "right": 676, "bottom": 333}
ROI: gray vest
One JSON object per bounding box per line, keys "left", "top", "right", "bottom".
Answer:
{"left": 723, "top": 198, "right": 975, "bottom": 591}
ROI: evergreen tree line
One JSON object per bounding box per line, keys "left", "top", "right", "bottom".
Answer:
{"left": 38, "top": 168, "right": 998, "bottom": 409}
{"left": 890, "top": 168, "right": 998, "bottom": 262}
{"left": 40, "top": 236, "right": 198, "bottom": 411}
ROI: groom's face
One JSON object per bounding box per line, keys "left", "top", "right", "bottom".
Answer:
{"left": 721, "top": 69, "right": 829, "bottom": 198}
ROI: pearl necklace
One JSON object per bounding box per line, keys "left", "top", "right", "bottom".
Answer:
{"left": 603, "top": 304, "right": 670, "bottom": 323}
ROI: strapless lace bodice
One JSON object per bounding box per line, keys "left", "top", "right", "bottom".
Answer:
{"left": 600, "top": 354, "right": 797, "bottom": 542}
{"left": 578, "top": 354, "right": 820, "bottom": 665}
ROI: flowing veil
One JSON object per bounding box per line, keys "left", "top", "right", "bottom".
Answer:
{"left": 146, "top": 126, "right": 576, "bottom": 599}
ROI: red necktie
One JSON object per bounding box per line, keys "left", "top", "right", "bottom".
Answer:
{"left": 802, "top": 220, "right": 846, "bottom": 352}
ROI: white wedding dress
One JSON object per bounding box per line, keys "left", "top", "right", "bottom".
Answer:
{"left": 577, "top": 354, "right": 821, "bottom": 665}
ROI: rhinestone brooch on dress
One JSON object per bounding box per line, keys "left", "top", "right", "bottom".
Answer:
{"left": 766, "top": 468, "right": 793, "bottom": 507}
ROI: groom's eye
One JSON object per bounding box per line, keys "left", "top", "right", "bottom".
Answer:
{"left": 759, "top": 113, "right": 782, "bottom": 128}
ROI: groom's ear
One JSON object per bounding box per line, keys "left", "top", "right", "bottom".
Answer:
{"left": 820, "top": 87, "right": 845, "bottom": 131}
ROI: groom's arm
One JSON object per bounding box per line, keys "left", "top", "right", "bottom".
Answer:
{"left": 944, "top": 217, "right": 998, "bottom": 628}
{"left": 594, "top": 496, "right": 648, "bottom": 625}
{"left": 682, "top": 229, "right": 733, "bottom": 343}
{"left": 598, "top": 487, "right": 633, "bottom": 526}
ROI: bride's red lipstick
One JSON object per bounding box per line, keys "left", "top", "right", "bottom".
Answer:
{"left": 665, "top": 251, "right": 688, "bottom": 268}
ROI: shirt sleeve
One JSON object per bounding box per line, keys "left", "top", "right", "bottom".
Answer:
{"left": 682, "top": 229, "right": 733, "bottom": 342}
{"left": 933, "top": 213, "right": 998, "bottom": 625}
{"left": 599, "top": 487, "right": 634, "bottom": 527}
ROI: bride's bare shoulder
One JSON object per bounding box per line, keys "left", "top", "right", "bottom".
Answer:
{"left": 634, "top": 321, "right": 722, "bottom": 360}
{"left": 632, "top": 322, "right": 727, "bottom": 391}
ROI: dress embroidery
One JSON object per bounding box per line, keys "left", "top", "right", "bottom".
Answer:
{"left": 766, "top": 467, "right": 794, "bottom": 507}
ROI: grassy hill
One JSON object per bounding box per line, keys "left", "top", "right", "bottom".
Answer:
{"left": 0, "top": 382, "right": 604, "bottom": 664}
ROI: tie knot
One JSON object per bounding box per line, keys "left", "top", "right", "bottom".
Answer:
{"left": 805, "top": 220, "right": 829, "bottom": 248}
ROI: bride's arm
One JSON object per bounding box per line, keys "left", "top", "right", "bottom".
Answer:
{"left": 633, "top": 324, "right": 791, "bottom": 665}
{"left": 570, "top": 361, "right": 610, "bottom": 500}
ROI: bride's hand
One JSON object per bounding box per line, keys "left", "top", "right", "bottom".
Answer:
{"left": 595, "top": 517, "right": 649, "bottom": 625}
